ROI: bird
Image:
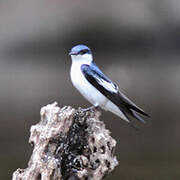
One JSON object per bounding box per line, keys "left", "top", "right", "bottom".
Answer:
{"left": 69, "top": 44, "right": 150, "bottom": 124}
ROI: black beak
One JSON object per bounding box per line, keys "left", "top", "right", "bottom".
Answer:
{"left": 69, "top": 51, "right": 78, "bottom": 55}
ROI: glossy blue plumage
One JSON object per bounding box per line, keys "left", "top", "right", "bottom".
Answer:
{"left": 69, "top": 44, "right": 91, "bottom": 55}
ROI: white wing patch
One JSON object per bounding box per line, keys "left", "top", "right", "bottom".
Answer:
{"left": 98, "top": 78, "right": 118, "bottom": 93}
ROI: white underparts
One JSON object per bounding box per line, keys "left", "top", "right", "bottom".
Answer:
{"left": 70, "top": 54, "right": 129, "bottom": 122}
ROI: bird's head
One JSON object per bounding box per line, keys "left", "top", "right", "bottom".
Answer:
{"left": 69, "top": 45, "right": 93, "bottom": 64}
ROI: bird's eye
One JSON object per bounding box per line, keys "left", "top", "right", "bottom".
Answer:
{"left": 79, "top": 49, "right": 88, "bottom": 55}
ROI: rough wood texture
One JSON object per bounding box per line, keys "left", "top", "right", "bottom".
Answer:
{"left": 12, "top": 102, "right": 118, "bottom": 180}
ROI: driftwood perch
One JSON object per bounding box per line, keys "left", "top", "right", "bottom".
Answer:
{"left": 12, "top": 102, "right": 118, "bottom": 180}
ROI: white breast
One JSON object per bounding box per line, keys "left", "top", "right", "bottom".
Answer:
{"left": 70, "top": 61, "right": 108, "bottom": 107}
{"left": 70, "top": 59, "right": 129, "bottom": 122}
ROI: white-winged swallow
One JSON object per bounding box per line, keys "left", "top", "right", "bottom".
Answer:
{"left": 69, "top": 44, "right": 150, "bottom": 124}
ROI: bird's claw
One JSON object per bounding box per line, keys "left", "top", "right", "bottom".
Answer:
{"left": 80, "top": 106, "right": 99, "bottom": 113}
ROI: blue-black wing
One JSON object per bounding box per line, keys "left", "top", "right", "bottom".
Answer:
{"left": 81, "top": 62, "right": 150, "bottom": 123}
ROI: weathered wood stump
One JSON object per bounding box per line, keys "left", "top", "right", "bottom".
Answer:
{"left": 12, "top": 102, "right": 118, "bottom": 180}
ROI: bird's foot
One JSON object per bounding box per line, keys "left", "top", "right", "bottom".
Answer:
{"left": 80, "top": 105, "right": 99, "bottom": 113}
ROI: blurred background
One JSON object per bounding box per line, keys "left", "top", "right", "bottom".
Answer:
{"left": 0, "top": 0, "right": 180, "bottom": 179}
